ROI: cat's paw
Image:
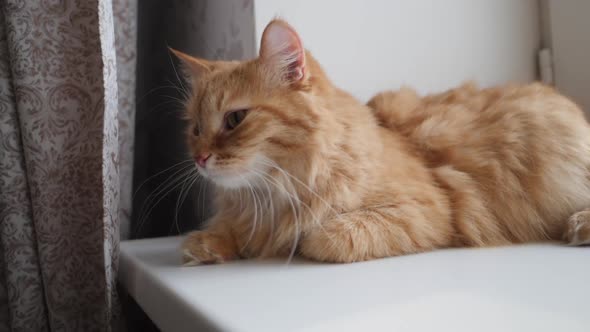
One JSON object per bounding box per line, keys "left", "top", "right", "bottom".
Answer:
{"left": 181, "top": 231, "right": 237, "bottom": 266}
{"left": 565, "top": 211, "right": 590, "bottom": 246}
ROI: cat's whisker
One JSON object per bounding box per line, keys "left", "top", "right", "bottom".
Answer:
{"left": 263, "top": 174, "right": 276, "bottom": 245}
{"left": 137, "top": 164, "right": 195, "bottom": 214}
{"left": 251, "top": 181, "right": 265, "bottom": 243}
{"left": 133, "top": 159, "right": 193, "bottom": 201}
{"left": 173, "top": 170, "right": 201, "bottom": 235}
{"left": 258, "top": 159, "right": 335, "bottom": 215}
{"left": 251, "top": 167, "right": 341, "bottom": 256}
{"left": 288, "top": 198, "right": 300, "bottom": 264}
{"left": 135, "top": 166, "right": 197, "bottom": 237}
{"left": 248, "top": 170, "right": 281, "bottom": 255}
{"left": 201, "top": 180, "right": 208, "bottom": 221}
{"left": 241, "top": 175, "right": 259, "bottom": 251}
{"left": 135, "top": 163, "right": 196, "bottom": 228}
{"left": 137, "top": 84, "right": 189, "bottom": 105}
{"left": 247, "top": 167, "right": 304, "bottom": 264}
{"left": 195, "top": 175, "right": 205, "bottom": 221}
{"left": 138, "top": 79, "right": 190, "bottom": 116}
{"left": 161, "top": 94, "right": 189, "bottom": 106}
{"left": 260, "top": 158, "right": 348, "bottom": 224}
{"left": 238, "top": 185, "right": 244, "bottom": 211}
{"left": 164, "top": 79, "right": 190, "bottom": 100}
{"left": 166, "top": 48, "right": 191, "bottom": 98}
{"left": 185, "top": 173, "right": 202, "bottom": 217}
{"left": 136, "top": 171, "right": 196, "bottom": 236}
{"left": 145, "top": 99, "right": 186, "bottom": 116}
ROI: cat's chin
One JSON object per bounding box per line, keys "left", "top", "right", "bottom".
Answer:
{"left": 200, "top": 155, "right": 273, "bottom": 189}
{"left": 209, "top": 174, "right": 251, "bottom": 189}
{"left": 200, "top": 169, "right": 262, "bottom": 190}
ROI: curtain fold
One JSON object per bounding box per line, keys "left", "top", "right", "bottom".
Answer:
{"left": 0, "top": 10, "right": 48, "bottom": 331}
{"left": 132, "top": 0, "right": 255, "bottom": 240}
{"left": 0, "top": 0, "right": 136, "bottom": 330}
{"left": 114, "top": 0, "right": 137, "bottom": 240}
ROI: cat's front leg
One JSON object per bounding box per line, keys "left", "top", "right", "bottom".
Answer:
{"left": 565, "top": 209, "right": 590, "bottom": 246}
{"left": 299, "top": 204, "right": 453, "bottom": 263}
{"left": 181, "top": 219, "right": 238, "bottom": 266}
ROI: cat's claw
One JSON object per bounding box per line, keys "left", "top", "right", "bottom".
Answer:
{"left": 565, "top": 211, "right": 590, "bottom": 246}
{"left": 182, "top": 249, "right": 202, "bottom": 266}
{"left": 180, "top": 231, "right": 236, "bottom": 266}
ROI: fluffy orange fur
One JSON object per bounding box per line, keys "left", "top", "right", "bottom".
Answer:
{"left": 174, "top": 19, "right": 590, "bottom": 265}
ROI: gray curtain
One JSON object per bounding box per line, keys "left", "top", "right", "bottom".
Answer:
{"left": 0, "top": 0, "right": 136, "bottom": 330}
{"left": 125, "top": 2, "right": 255, "bottom": 329}
{"left": 131, "top": 0, "right": 255, "bottom": 240}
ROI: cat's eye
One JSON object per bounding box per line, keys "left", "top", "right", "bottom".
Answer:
{"left": 225, "top": 109, "right": 248, "bottom": 131}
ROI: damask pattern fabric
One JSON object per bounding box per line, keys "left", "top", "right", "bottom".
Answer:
{"left": 0, "top": 10, "right": 48, "bottom": 331}
{"left": 0, "top": 0, "right": 136, "bottom": 330}
{"left": 114, "top": 0, "right": 137, "bottom": 240}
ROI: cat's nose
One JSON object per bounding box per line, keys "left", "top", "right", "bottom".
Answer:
{"left": 195, "top": 153, "right": 211, "bottom": 168}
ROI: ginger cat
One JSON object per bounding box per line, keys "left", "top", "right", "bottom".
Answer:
{"left": 173, "top": 19, "right": 590, "bottom": 265}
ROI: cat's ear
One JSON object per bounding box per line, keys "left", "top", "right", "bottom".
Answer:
{"left": 259, "top": 19, "right": 307, "bottom": 86}
{"left": 168, "top": 47, "right": 213, "bottom": 82}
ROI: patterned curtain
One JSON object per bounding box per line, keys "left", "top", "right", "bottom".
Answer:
{"left": 0, "top": 0, "right": 136, "bottom": 330}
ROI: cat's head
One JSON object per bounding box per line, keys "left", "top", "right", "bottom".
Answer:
{"left": 172, "top": 19, "right": 332, "bottom": 189}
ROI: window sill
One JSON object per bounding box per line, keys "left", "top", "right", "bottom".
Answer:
{"left": 119, "top": 237, "right": 590, "bottom": 332}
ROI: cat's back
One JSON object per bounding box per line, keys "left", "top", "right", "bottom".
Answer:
{"left": 369, "top": 82, "right": 590, "bottom": 242}
{"left": 368, "top": 82, "right": 589, "bottom": 166}
{"left": 369, "top": 82, "right": 585, "bottom": 133}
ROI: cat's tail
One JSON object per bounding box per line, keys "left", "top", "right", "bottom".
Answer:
{"left": 367, "top": 82, "right": 480, "bottom": 130}
{"left": 366, "top": 87, "right": 422, "bottom": 130}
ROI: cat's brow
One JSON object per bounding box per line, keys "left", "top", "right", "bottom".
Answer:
{"left": 195, "top": 90, "right": 206, "bottom": 114}
{"left": 217, "top": 89, "right": 227, "bottom": 112}
{"left": 256, "top": 104, "right": 314, "bottom": 133}
{"left": 195, "top": 91, "right": 207, "bottom": 132}
{"left": 222, "top": 90, "right": 251, "bottom": 113}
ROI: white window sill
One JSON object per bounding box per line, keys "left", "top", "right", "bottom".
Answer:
{"left": 119, "top": 237, "right": 590, "bottom": 332}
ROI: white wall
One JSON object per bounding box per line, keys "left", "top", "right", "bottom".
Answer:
{"left": 254, "top": 0, "right": 540, "bottom": 101}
